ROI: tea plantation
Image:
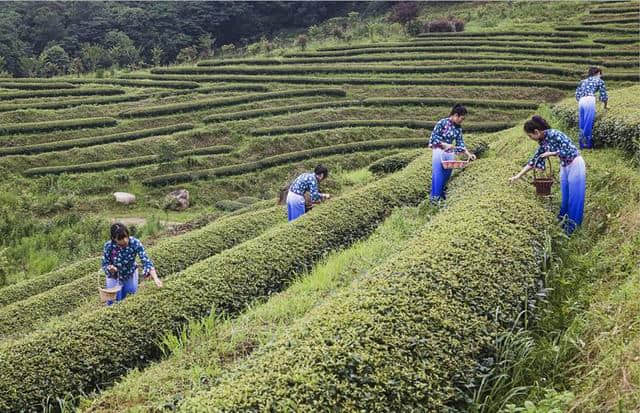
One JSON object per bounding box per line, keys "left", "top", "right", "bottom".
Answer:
{"left": 0, "top": 1, "right": 638, "bottom": 411}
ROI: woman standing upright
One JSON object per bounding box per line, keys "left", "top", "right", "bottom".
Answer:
{"left": 509, "top": 116, "right": 586, "bottom": 235}
{"left": 575, "top": 66, "right": 608, "bottom": 149}
{"left": 428, "top": 104, "right": 476, "bottom": 201}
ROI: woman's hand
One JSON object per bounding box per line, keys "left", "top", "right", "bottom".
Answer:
{"left": 465, "top": 150, "right": 476, "bottom": 161}
{"left": 107, "top": 265, "right": 117, "bottom": 274}
{"left": 508, "top": 175, "right": 520, "bottom": 184}
{"left": 145, "top": 268, "right": 163, "bottom": 288}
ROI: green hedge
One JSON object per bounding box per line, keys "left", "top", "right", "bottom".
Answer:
{"left": 68, "top": 78, "right": 200, "bottom": 89}
{"left": 283, "top": 45, "right": 632, "bottom": 58}
{"left": 143, "top": 139, "right": 428, "bottom": 186}
{"left": 236, "top": 196, "right": 261, "bottom": 204}
{"left": 23, "top": 144, "right": 233, "bottom": 176}
{"left": 0, "top": 87, "right": 124, "bottom": 100}
{"left": 133, "top": 74, "right": 578, "bottom": 89}
{"left": 416, "top": 30, "right": 585, "bottom": 37}
{"left": 0, "top": 208, "right": 285, "bottom": 339}
{"left": 583, "top": 16, "right": 639, "bottom": 25}
{"left": 593, "top": 37, "right": 639, "bottom": 44}
{"left": 0, "top": 94, "right": 149, "bottom": 113}
{"left": 178, "top": 149, "right": 553, "bottom": 412}
{"left": 118, "top": 88, "right": 346, "bottom": 118}
{"left": 556, "top": 25, "right": 639, "bottom": 34}
{"left": 315, "top": 40, "right": 604, "bottom": 52}
{"left": 198, "top": 54, "right": 635, "bottom": 69}
{"left": 250, "top": 120, "right": 511, "bottom": 137}
{"left": 215, "top": 199, "right": 247, "bottom": 212}
{"left": 0, "top": 82, "right": 76, "bottom": 90}
{"left": 204, "top": 98, "right": 536, "bottom": 123}
{"left": 150, "top": 63, "right": 584, "bottom": 77}
{"left": 552, "top": 85, "right": 640, "bottom": 163}
{"left": 0, "top": 150, "right": 440, "bottom": 411}
{"left": 0, "top": 123, "right": 194, "bottom": 156}
{"left": 153, "top": 84, "right": 269, "bottom": 98}
{"left": 368, "top": 150, "right": 422, "bottom": 174}
{"left": 590, "top": 6, "right": 639, "bottom": 13}
{"left": 0, "top": 117, "right": 117, "bottom": 136}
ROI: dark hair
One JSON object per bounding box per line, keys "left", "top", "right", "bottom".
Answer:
{"left": 449, "top": 103, "right": 467, "bottom": 116}
{"left": 314, "top": 164, "right": 328, "bottom": 179}
{"left": 523, "top": 115, "right": 551, "bottom": 134}
{"left": 587, "top": 66, "right": 602, "bottom": 77}
{"left": 110, "top": 222, "right": 130, "bottom": 241}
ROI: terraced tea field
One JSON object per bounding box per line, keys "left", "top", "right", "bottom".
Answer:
{"left": 0, "top": 1, "right": 638, "bottom": 411}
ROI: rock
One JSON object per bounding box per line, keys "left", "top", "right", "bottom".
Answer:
{"left": 165, "top": 189, "right": 189, "bottom": 211}
{"left": 113, "top": 192, "right": 136, "bottom": 205}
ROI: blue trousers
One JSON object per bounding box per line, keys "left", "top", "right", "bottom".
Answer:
{"left": 559, "top": 156, "right": 586, "bottom": 235}
{"left": 430, "top": 148, "right": 454, "bottom": 201}
{"left": 286, "top": 191, "right": 306, "bottom": 222}
{"left": 578, "top": 96, "right": 596, "bottom": 149}
{"left": 105, "top": 270, "right": 138, "bottom": 305}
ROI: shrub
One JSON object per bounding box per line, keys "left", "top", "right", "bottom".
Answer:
{"left": 0, "top": 207, "right": 285, "bottom": 339}
{"left": 178, "top": 154, "right": 553, "bottom": 412}
{"left": 0, "top": 87, "right": 124, "bottom": 100}
{"left": 118, "top": 88, "right": 346, "bottom": 118}
{"left": 123, "top": 73, "right": 577, "bottom": 89}
{"left": 0, "top": 117, "right": 117, "bottom": 136}
{"left": 143, "top": 139, "right": 428, "bottom": 186}
{"left": 0, "top": 94, "right": 148, "bottom": 113}
{"left": 22, "top": 144, "right": 233, "bottom": 176}
{"left": 590, "top": 6, "right": 639, "bottom": 13}
{"left": 204, "top": 98, "right": 535, "bottom": 124}
{"left": 215, "top": 199, "right": 246, "bottom": 212}
{"left": 0, "top": 123, "right": 194, "bottom": 156}
{"left": 0, "top": 82, "right": 75, "bottom": 90}
{"left": 405, "top": 20, "right": 422, "bottom": 36}
{"left": 236, "top": 196, "right": 261, "bottom": 205}
{"left": 368, "top": 150, "right": 422, "bottom": 174}
{"left": 593, "top": 37, "right": 639, "bottom": 44}
{"left": 556, "top": 25, "right": 638, "bottom": 34}
{"left": 0, "top": 152, "right": 439, "bottom": 410}
{"left": 285, "top": 45, "right": 634, "bottom": 58}
{"left": 416, "top": 30, "right": 585, "bottom": 38}
{"left": 250, "top": 120, "right": 512, "bottom": 137}
{"left": 69, "top": 78, "right": 200, "bottom": 89}
{"left": 582, "top": 16, "right": 640, "bottom": 25}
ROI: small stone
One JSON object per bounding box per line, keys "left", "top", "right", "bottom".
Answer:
{"left": 113, "top": 192, "right": 136, "bottom": 205}
{"left": 165, "top": 189, "right": 190, "bottom": 211}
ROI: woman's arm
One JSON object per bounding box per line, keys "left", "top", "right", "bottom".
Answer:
{"left": 509, "top": 164, "right": 534, "bottom": 183}
{"left": 101, "top": 243, "right": 116, "bottom": 277}
{"left": 135, "top": 240, "right": 162, "bottom": 288}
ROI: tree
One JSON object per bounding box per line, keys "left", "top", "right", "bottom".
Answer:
{"left": 389, "top": 2, "right": 419, "bottom": 25}
{"left": 80, "top": 43, "right": 112, "bottom": 72}
{"left": 70, "top": 57, "right": 84, "bottom": 77}
{"left": 220, "top": 44, "right": 236, "bottom": 59}
{"left": 151, "top": 45, "right": 164, "bottom": 66}
{"left": 176, "top": 46, "right": 198, "bottom": 63}
{"left": 104, "top": 30, "right": 140, "bottom": 68}
{"left": 38, "top": 45, "right": 70, "bottom": 76}
{"left": 198, "top": 34, "right": 215, "bottom": 58}
{"left": 295, "top": 34, "right": 308, "bottom": 51}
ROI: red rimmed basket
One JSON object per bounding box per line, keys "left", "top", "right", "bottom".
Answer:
{"left": 531, "top": 157, "right": 555, "bottom": 196}
{"left": 441, "top": 151, "right": 471, "bottom": 169}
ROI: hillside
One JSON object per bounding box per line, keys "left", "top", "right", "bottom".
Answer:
{"left": 0, "top": 1, "right": 638, "bottom": 411}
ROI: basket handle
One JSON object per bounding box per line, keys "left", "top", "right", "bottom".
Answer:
{"left": 532, "top": 156, "right": 554, "bottom": 180}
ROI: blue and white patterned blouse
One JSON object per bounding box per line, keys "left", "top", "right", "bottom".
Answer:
{"left": 528, "top": 129, "right": 580, "bottom": 169}
{"left": 101, "top": 236, "right": 154, "bottom": 280}
{"left": 289, "top": 172, "right": 321, "bottom": 202}
{"left": 429, "top": 117, "right": 466, "bottom": 153}
{"left": 575, "top": 76, "right": 608, "bottom": 102}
